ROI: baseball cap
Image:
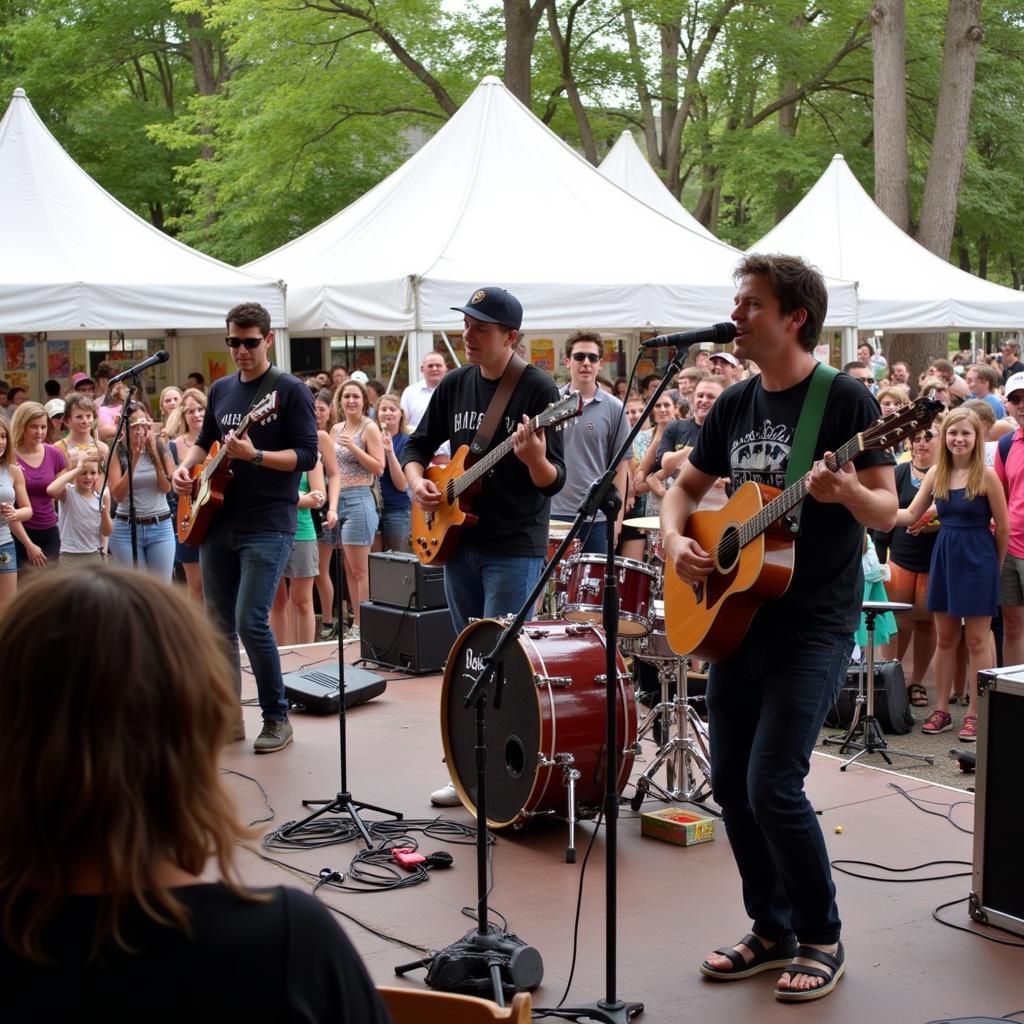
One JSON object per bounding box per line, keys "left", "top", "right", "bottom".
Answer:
{"left": 71, "top": 372, "right": 95, "bottom": 389}
{"left": 709, "top": 351, "right": 739, "bottom": 367}
{"left": 451, "top": 287, "right": 523, "bottom": 331}
{"left": 349, "top": 370, "right": 369, "bottom": 385}
{"left": 44, "top": 398, "right": 65, "bottom": 419}
{"left": 1005, "top": 371, "right": 1024, "bottom": 399}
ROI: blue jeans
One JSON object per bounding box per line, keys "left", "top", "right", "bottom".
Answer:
{"left": 550, "top": 515, "right": 609, "bottom": 555}
{"left": 443, "top": 547, "right": 543, "bottom": 634}
{"left": 201, "top": 524, "right": 293, "bottom": 721}
{"left": 110, "top": 516, "right": 175, "bottom": 580}
{"left": 706, "top": 618, "right": 853, "bottom": 945}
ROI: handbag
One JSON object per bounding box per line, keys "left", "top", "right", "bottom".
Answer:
{"left": 371, "top": 475, "right": 384, "bottom": 515}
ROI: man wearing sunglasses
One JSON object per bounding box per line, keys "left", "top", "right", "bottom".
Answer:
{"left": 172, "top": 302, "right": 318, "bottom": 755}
{"left": 550, "top": 330, "right": 629, "bottom": 552}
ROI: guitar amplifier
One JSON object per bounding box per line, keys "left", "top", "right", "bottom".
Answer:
{"left": 971, "top": 667, "right": 1024, "bottom": 938}
{"left": 369, "top": 551, "right": 447, "bottom": 611}
{"left": 359, "top": 601, "right": 456, "bottom": 674}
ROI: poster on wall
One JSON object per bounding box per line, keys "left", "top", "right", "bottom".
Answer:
{"left": 47, "top": 340, "right": 71, "bottom": 381}
{"left": 70, "top": 340, "right": 88, "bottom": 375}
{"left": 530, "top": 338, "right": 556, "bottom": 373}
{"left": 4, "top": 371, "right": 30, "bottom": 393}
{"left": 204, "top": 352, "right": 230, "bottom": 384}
{"left": 3, "top": 335, "right": 25, "bottom": 371}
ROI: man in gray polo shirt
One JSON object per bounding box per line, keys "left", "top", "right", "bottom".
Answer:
{"left": 551, "top": 329, "right": 629, "bottom": 552}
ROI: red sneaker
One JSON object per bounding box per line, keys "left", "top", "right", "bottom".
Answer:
{"left": 921, "top": 709, "right": 952, "bottom": 734}
{"left": 957, "top": 715, "right": 977, "bottom": 742}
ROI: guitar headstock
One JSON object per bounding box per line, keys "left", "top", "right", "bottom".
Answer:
{"left": 250, "top": 391, "right": 279, "bottom": 426}
{"left": 861, "top": 396, "right": 945, "bottom": 453}
{"left": 537, "top": 391, "right": 584, "bottom": 430}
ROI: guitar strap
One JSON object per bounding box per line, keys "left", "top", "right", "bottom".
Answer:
{"left": 780, "top": 361, "right": 839, "bottom": 535}
{"left": 469, "top": 353, "right": 527, "bottom": 457}
{"left": 244, "top": 364, "right": 283, "bottom": 421}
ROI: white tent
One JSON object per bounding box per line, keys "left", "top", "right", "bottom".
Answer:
{"left": 751, "top": 153, "right": 1024, "bottom": 332}
{"left": 247, "top": 77, "right": 857, "bottom": 334}
{"left": 598, "top": 130, "right": 717, "bottom": 240}
{"left": 0, "top": 88, "right": 286, "bottom": 333}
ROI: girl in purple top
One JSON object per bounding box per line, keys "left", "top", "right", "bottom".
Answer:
{"left": 11, "top": 402, "right": 66, "bottom": 572}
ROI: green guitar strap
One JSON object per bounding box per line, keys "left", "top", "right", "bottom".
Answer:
{"left": 781, "top": 361, "right": 839, "bottom": 534}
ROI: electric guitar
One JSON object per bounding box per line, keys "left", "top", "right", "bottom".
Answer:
{"left": 176, "top": 392, "right": 279, "bottom": 547}
{"left": 663, "top": 396, "right": 944, "bottom": 662}
{"left": 411, "top": 392, "right": 583, "bottom": 565}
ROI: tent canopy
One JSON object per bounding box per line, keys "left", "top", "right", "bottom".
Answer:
{"left": 750, "top": 154, "right": 1024, "bottom": 332}
{"left": 248, "top": 77, "right": 857, "bottom": 333}
{"left": 0, "top": 88, "right": 285, "bottom": 333}
{"left": 598, "top": 130, "right": 717, "bottom": 240}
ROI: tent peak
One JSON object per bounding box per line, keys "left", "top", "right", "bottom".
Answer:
{"left": 831, "top": 153, "right": 848, "bottom": 163}
{"left": 12, "top": 87, "right": 26, "bottom": 99}
{"left": 480, "top": 75, "right": 502, "bottom": 86}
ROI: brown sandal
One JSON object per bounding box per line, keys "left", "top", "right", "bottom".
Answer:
{"left": 907, "top": 683, "right": 928, "bottom": 708}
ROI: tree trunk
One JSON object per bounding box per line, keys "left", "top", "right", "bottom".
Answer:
{"left": 621, "top": 7, "right": 659, "bottom": 161}
{"left": 503, "top": 0, "right": 547, "bottom": 106}
{"left": 870, "top": 0, "right": 910, "bottom": 230}
{"left": 546, "top": 0, "right": 597, "bottom": 163}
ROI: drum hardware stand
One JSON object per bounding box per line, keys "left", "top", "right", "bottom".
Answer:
{"left": 824, "top": 601, "right": 934, "bottom": 772}
{"left": 630, "top": 656, "right": 717, "bottom": 814}
{"left": 282, "top": 549, "right": 402, "bottom": 848}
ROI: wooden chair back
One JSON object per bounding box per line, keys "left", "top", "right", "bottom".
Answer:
{"left": 377, "top": 985, "right": 532, "bottom": 1024}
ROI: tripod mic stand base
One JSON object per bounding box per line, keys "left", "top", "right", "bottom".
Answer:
{"left": 284, "top": 789, "right": 402, "bottom": 847}
{"left": 536, "top": 998, "right": 644, "bottom": 1023}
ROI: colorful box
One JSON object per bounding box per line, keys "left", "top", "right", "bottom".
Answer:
{"left": 640, "top": 807, "right": 716, "bottom": 846}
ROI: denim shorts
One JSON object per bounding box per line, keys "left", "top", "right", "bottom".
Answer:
{"left": 321, "top": 486, "right": 379, "bottom": 547}
{"left": 0, "top": 540, "right": 15, "bottom": 574}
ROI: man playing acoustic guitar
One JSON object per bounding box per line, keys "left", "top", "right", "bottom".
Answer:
{"left": 661, "top": 255, "right": 896, "bottom": 1003}
{"left": 172, "top": 302, "right": 319, "bottom": 755}
{"left": 402, "top": 287, "right": 565, "bottom": 806}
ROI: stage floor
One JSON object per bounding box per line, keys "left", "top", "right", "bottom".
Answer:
{"left": 218, "top": 641, "right": 1023, "bottom": 1024}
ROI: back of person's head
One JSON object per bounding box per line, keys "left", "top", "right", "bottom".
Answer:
{"left": 734, "top": 253, "right": 827, "bottom": 351}
{"left": 0, "top": 568, "right": 253, "bottom": 962}
{"left": 963, "top": 398, "right": 997, "bottom": 429}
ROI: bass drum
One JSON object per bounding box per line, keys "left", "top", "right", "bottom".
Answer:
{"left": 441, "top": 619, "right": 636, "bottom": 829}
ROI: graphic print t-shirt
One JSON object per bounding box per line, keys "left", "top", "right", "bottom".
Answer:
{"left": 689, "top": 370, "right": 893, "bottom": 633}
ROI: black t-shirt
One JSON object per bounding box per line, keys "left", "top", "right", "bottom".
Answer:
{"left": 690, "top": 370, "right": 893, "bottom": 633}
{"left": 889, "top": 461, "right": 939, "bottom": 574}
{"left": 401, "top": 362, "right": 566, "bottom": 556}
{"left": 196, "top": 369, "right": 319, "bottom": 534}
{"left": 0, "top": 883, "right": 391, "bottom": 1023}
{"left": 654, "top": 418, "right": 701, "bottom": 471}
{"left": 1004, "top": 360, "right": 1024, "bottom": 384}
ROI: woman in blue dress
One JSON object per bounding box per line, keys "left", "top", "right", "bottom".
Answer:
{"left": 896, "top": 407, "right": 1008, "bottom": 742}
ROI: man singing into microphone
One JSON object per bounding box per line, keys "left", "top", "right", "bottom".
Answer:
{"left": 172, "top": 302, "right": 319, "bottom": 754}
{"left": 661, "top": 255, "right": 896, "bottom": 1002}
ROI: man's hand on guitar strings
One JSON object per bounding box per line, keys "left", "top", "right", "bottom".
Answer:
{"left": 805, "top": 452, "right": 859, "bottom": 504}
{"left": 411, "top": 476, "right": 441, "bottom": 512}
{"left": 512, "top": 414, "right": 546, "bottom": 468}
{"left": 224, "top": 429, "right": 257, "bottom": 462}
{"left": 171, "top": 464, "right": 194, "bottom": 494}
{"left": 666, "top": 534, "right": 715, "bottom": 587}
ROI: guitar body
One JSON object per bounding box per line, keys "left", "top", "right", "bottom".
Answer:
{"left": 411, "top": 445, "right": 480, "bottom": 565}
{"left": 176, "top": 442, "right": 232, "bottom": 548}
{"left": 664, "top": 481, "right": 795, "bottom": 662}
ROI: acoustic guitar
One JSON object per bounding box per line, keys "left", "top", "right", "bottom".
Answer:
{"left": 411, "top": 391, "right": 583, "bottom": 565}
{"left": 176, "top": 392, "right": 279, "bottom": 547}
{"left": 662, "top": 396, "right": 944, "bottom": 662}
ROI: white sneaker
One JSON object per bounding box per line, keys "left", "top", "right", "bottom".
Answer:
{"left": 430, "top": 781, "right": 461, "bottom": 807}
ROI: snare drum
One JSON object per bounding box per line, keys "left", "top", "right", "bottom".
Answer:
{"left": 620, "top": 599, "right": 676, "bottom": 661}
{"left": 562, "top": 555, "right": 659, "bottom": 635}
{"left": 441, "top": 618, "right": 637, "bottom": 828}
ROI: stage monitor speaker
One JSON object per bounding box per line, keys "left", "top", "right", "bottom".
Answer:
{"left": 824, "top": 660, "right": 913, "bottom": 734}
{"left": 971, "top": 668, "right": 1024, "bottom": 937}
{"left": 359, "top": 601, "right": 455, "bottom": 674}
{"left": 369, "top": 551, "right": 447, "bottom": 611}
{"left": 283, "top": 663, "right": 386, "bottom": 715}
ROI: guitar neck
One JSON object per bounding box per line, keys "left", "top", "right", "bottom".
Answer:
{"left": 451, "top": 416, "right": 538, "bottom": 498}
{"left": 742, "top": 433, "right": 863, "bottom": 545}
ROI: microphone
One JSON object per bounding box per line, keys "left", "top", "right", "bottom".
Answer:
{"left": 107, "top": 350, "right": 170, "bottom": 385}
{"left": 640, "top": 321, "right": 737, "bottom": 350}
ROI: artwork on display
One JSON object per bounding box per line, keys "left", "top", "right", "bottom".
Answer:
{"left": 47, "top": 340, "right": 71, "bottom": 381}
{"left": 4, "top": 370, "right": 30, "bottom": 393}
{"left": 3, "top": 335, "right": 25, "bottom": 371}
{"left": 530, "top": 338, "right": 556, "bottom": 373}
{"left": 204, "top": 352, "right": 229, "bottom": 384}
{"left": 70, "top": 340, "right": 88, "bottom": 376}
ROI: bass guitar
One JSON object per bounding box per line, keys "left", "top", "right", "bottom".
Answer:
{"left": 411, "top": 391, "right": 583, "bottom": 565}
{"left": 176, "top": 392, "right": 279, "bottom": 548}
{"left": 662, "top": 396, "right": 944, "bottom": 662}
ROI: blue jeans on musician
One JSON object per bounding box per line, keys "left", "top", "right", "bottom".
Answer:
{"left": 442, "top": 546, "right": 544, "bottom": 634}
{"left": 550, "top": 515, "right": 609, "bottom": 555}
{"left": 109, "top": 516, "right": 175, "bottom": 581}
{"left": 201, "top": 524, "right": 293, "bottom": 721}
{"left": 705, "top": 619, "right": 853, "bottom": 946}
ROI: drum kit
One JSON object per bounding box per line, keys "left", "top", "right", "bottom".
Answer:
{"left": 442, "top": 514, "right": 715, "bottom": 859}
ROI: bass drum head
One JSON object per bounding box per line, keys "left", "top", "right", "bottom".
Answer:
{"left": 441, "top": 619, "right": 542, "bottom": 828}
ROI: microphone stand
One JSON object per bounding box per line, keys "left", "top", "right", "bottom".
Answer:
{"left": 99, "top": 379, "right": 141, "bottom": 566}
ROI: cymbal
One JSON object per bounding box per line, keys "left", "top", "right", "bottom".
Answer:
{"left": 862, "top": 600, "right": 912, "bottom": 613}
{"left": 548, "top": 520, "right": 573, "bottom": 535}
{"left": 622, "top": 516, "right": 662, "bottom": 531}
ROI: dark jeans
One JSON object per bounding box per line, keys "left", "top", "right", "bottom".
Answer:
{"left": 201, "top": 523, "right": 293, "bottom": 721}
{"left": 706, "top": 619, "right": 853, "bottom": 945}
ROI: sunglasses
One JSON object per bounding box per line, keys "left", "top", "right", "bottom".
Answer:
{"left": 225, "top": 336, "right": 264, "bottom": 350}
{"left": 571, "top": 352, "right": 601, "bottom": 364}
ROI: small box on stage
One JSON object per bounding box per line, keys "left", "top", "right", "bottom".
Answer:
{"left": 971, "top": 667, "right": 1024, "bottom": 938}
{"left": 369, "top": 551, "right": 447, "bottom": 611}
{"left": 640, "top": 807, "right": 716, "bottom": 847}
{"left": 359, "top": 601, "right": 456, "bottom": 674}
{"left": 283, "top": 663, "right": 386, "bottom": 715}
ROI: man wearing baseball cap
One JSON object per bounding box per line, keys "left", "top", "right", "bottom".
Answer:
{"left": 70, "top": 372, "right": 96, "bottom": 397}
{"left": 709, "top": 349, "right": 743, "bottom": 386}
{"left": 402, "top": 286, "right": 566, "bottom": 806}
{"left": 995, "top": 370, "right": 1024, "bottom": 663}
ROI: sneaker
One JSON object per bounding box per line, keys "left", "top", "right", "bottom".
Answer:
{"left": 957, "top": 714, "right": 978, "bottom": 742}
{"left": 921, "top": 709, "right": 952, "bottom": 735}
{"left": 319, "top": 621, "right": 337, "bottom": 641}
{"left": 430, "top": 781, "right": 461, "bottom": 807}
{"left": 344, "top": 624, "right": 360, "bottom": 643}
{"left": 254, "top": 718, "right": 293, "bottom": 754}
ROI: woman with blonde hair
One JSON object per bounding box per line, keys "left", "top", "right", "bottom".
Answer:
{"left": 896, "top": 407, "right": 1008, "bottom": 740}
{"left": 11, "top": 401, "right": 67, "bottom": 571}
{"left": 0, "top": 568, "right": 388, "bottom": 1019}
{"left": 0, "top": 417, "right": 34, "bottom": 612}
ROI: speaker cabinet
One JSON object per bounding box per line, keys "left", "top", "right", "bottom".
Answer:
{"left": 359, "top": 601, "right": 456, "bottom": 674}
{"left": 369, "top": 551, "right": 447, "bottom": 610}
{"left": 971, "top": 668, "right": 1024, "bottom": 937}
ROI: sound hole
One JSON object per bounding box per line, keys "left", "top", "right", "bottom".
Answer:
{"left": 505, "top": 735, "right": 526, "bottom": 779}
{"left": 718, "top": 525, "right": 740, "bottom": 572}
